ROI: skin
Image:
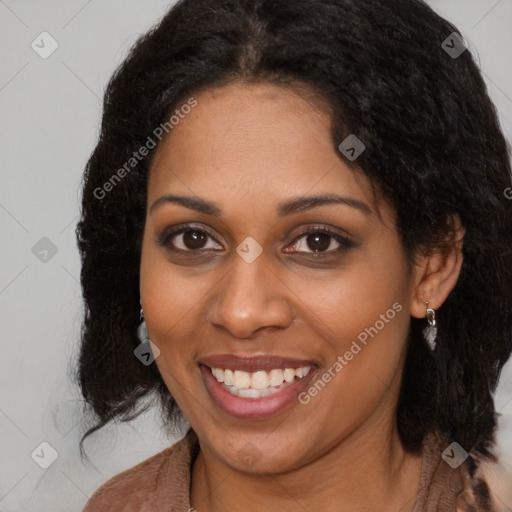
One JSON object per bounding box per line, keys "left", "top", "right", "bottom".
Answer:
{"left": 139, "top": 81, "right": 464, "bottom": 512}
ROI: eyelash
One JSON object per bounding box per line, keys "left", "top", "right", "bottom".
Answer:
{"left": 158, "top": 224, "right": 354, "bottom": 257}
{"left": 289, "top": 226, "right": 355, "bottom": 255}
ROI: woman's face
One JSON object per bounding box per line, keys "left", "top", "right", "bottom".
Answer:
{"left": 140, "top": 82, "right": 421, "bottom": 473}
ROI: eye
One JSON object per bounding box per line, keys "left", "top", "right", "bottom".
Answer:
{"left": 159, "top": 226, "right": 223, "bottom": 252}
{"left": 285, "top": 227, "right": 354, "bottom": 255}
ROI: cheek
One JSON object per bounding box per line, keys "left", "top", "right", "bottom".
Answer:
{"left": 303, "top": 314, "right": 409, "bottom": 435}
{"left": 290, "top": 249, "right": 411, "bottom": 402}
{"left": 139, "top": 248, "right": 204, "bottom": 409}
{"left": 139, "top": 237, "right": 206, "bottom": 371}
{"left": 140, "top": 226, "right": 213, "bottom": 322}
{"left": 289, "top": 249, "right": 410, "bottom": 351}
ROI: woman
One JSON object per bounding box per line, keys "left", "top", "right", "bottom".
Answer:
{"left": 76, "top": 0, "right": 512, "bottom": 510}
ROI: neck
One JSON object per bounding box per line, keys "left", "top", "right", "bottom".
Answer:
{"left": 190, "top": 420, "right": 423, "bottom": 512}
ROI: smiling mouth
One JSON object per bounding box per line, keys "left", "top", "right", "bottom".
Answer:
{"left": 198, "top": 354, "right": 319, "bottom": 418}
{"left": 209, "top": 366, "right": 312, "bottom": 398}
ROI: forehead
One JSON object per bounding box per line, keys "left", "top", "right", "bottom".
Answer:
{"left": 147, "top": 82, "right": 378, "bottom": 217}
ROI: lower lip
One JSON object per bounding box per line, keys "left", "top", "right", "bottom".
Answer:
{"left": 200, "top": 364, "right": 317, "bottom": 420}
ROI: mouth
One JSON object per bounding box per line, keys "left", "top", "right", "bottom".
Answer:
{"left": 198, "top": 354, "right": 318, "bottom": 419}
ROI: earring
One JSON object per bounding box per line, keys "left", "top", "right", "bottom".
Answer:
{"left": 423, "top": 301, "right": 437, "bottom": 351}
{"left": 137, "top": 304, "right": 149, "bottom": 342}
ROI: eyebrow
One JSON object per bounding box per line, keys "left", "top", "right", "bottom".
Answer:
{"left": 149, "top": 193, "right": 371, "bottom": 217}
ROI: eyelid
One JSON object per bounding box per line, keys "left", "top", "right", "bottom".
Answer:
{"left": 158, "top": 222, "right": 354, "bottom": 256}
{"left": 158, "top": 223, "right": 224, "bottom": 251}
{"left": 290, "top": 224, "right": 353, "bottom": 242}
{"left": 287, "top": 226, "right": 355, "bottom": 254}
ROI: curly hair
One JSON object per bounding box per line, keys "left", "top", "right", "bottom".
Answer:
{"left": 76, "top": 0, "right": 512, "bottom": 468}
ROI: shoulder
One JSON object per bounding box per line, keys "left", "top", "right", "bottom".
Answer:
{"left": 82, "top": 429, "right": 198, "bottom": 512}
{"left": 82, "top": 447, "right": 174, "bottom": 510}
{"left": 417, "top": 431, "right": 512, "bottom": 512}
{"left": 465, "top": 447, "right": 512, "bottom": 512}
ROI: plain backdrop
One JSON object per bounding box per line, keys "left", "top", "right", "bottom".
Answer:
{"left": 0, "top": 1, "right": 511, "bottom": 511}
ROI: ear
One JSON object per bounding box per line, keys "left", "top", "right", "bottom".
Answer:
{"left": 410, "top": 215, "right": 466, "bottom": 319}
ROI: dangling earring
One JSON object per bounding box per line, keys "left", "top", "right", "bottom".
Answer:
{"left": 135, "top": 304, "right": 160, "bottom": 365}
{"left": 137, "top": 304, "right": 149, "bottom": 342}
{"left": 423, "top": 301, "right": 437, "bottom": 351}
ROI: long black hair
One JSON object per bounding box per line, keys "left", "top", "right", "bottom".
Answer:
{"left": 76, "top": 0, "right": 512, "bottom": 469}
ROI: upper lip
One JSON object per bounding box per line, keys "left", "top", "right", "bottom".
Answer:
{"left": 199, "top": 354, "right": 318, "bottom": 372}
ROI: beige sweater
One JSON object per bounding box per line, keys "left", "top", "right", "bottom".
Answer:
{"left": 82, "top": 428, "right": 501, "bottom": 511}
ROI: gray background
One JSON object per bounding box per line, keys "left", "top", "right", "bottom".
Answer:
{"left": 0, "top": 1, "right": 511, "bottom": 510}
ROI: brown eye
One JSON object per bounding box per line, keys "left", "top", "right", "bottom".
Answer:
{"left": 159, "top": 226, "right": 223, "bottom": 252}
{"left": 181, "top": 229, "right": 208, "bottom": 250}
{"left": 286, "top": 227, "right": 354, "bottom": 255}
{"left": 304, "top": 232, "right": 332, "bottom": 252}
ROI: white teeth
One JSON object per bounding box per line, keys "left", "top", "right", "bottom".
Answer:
{"left": 212, "top": 368, "right": 224, "bottom": 382}
{"left": 224, "top": 369, "right": 233, "bottom": 385}
{"left": 209, "top": 365, "right": 313, "bottom": 398}
{"left": 268, "top": 369, "right": 284, "bottom": 387}
{"left": 284, "top": 368, "right": 296, "bottom": 383}
{"left": 225, "top": 384, "right": 238, "bottom": 396}
{"left": 295, "top": 366, "right": 311, "bottom": 378}
{"left": 251, "top": 371, "right": 269, "bottom": 390}
{"left": 238, "top": 388, "right": 264, "bottom": 398}
{"left": 233, "top": 370, "right": 251, "bottom": 389}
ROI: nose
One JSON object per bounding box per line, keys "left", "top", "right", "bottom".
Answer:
{"left": 207, "top": 253, "right": 293, "bottom": 340}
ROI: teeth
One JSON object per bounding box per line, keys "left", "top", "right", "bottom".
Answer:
{"left": 238, "top": 388, "right": 265, "bottom": 398}
{"left": 295, "top": 367, "right": 311, "bottom": 378}
{"left": 251, "top": 371, "right": 269, "bottom": 390}
{"left": 233, "top": 370, "right": 251, "bottom": 389}
{"left": 284, "top": 368, "right": 295, "bottom": 383}
{"left": 225, "top": 384, "right": 238, "bottom": 396}
{"left": 268, "top": 369, "right": 284, "bottom": 387}
{"left": 209, "top": 365, "right": 312, "bottom": 397}
{"left": 224, "top": 369, "right": 234, "bottom": 386}
{"left": 212, "top": 368, "right": 224, "bottom": 382}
